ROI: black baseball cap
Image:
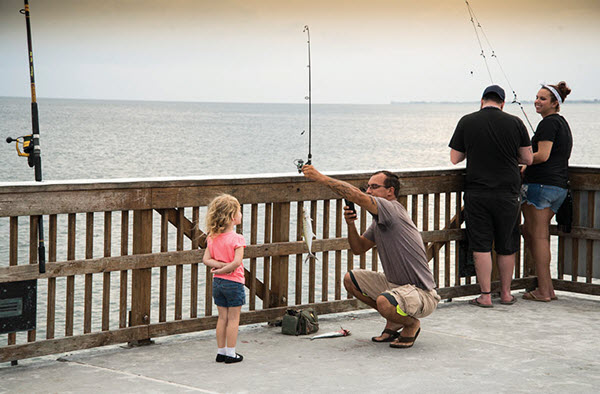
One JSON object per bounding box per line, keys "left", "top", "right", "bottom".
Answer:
{"left": 482, "top": 85, "right": 505, "bottom": 102}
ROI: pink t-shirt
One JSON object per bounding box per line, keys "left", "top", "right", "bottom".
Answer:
{"left": 207, "top": 231, "right": 246, "bottom": 284}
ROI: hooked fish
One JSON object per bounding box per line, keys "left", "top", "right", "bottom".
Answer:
{"left": 302, "top": 207, "right": 319, "bottom": 263}
{"left": 309, "top": 328, "right": 351, "bottom": 340}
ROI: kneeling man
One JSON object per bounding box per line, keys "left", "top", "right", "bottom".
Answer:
{"left": 302, "top": 165, "right": 440, "bottom": 348}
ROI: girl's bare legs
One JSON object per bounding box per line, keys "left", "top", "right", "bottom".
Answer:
{"left": 216, "top": 306, "right": 229, "bottom": 348}
{"left": 226, "top": 306, "right": 242, "bottom": 348}
{"left": 522, "top": 204, "right": 556, "bottom": 300}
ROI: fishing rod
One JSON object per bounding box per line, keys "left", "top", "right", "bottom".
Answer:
{"left": 295, "top": 25, "right": 312, "bottom": 172}
{"left": 465, "top": 1, "right": 535, "bottom": 133}
{"left": 6, "top": 0, "right": 46, "bottom": 274}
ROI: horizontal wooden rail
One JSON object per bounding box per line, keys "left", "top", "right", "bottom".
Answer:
{"left": 553, "top": 279, "right": 600, "bottom": 296}
{"left": 0, "top": 169, "right": 465, "bottom": 216}
{"left": 437, "top": 277, "right": 538, "bottom": 299}
{"left": 0, "top": 230, "right": 465, "bottom": 283}
{"left": 549, "top": 225, "right": 600, "bottom": 241}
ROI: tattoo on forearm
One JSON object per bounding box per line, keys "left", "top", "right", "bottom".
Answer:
{"left": 325, "top": 179, "right": 358, "bottom": 199}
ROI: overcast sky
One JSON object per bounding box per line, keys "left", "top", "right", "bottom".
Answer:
{"left": 1, "top": 0, "right": 598, "bottom": 104}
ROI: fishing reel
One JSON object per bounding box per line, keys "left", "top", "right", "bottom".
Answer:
{"left": 6, "top": 135, "right": 36, "bottom": 167}
{"left": 294, "top": 158, "right": 311, "bottom": 173}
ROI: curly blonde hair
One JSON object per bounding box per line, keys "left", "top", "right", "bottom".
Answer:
{"left": 206, "top": 194, "right": 241, "bottom": 237}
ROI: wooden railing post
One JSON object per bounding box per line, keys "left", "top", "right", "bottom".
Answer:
{"left": 270, "top": 202, "right": 290, "bottom": 307}
{"left": 130, "top": 209, "right": 152, "bottom": 345}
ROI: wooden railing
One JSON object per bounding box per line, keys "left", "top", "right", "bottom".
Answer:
{"left": 1, "top": 167, "right": 598, "bottom": 362}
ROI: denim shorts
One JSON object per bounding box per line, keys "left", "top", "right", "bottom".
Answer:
{"left": 213, "top": 278, "right": 246, "bottom": 307}
{"left": 521, "top": 183, "right": 568, "bottom": 213}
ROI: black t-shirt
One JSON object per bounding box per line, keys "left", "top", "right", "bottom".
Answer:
{"left": 449, "top": 107, "right": 531, "bottom": 194}
{"left": 523, "top": 114, "right": 572, "bottom": 188}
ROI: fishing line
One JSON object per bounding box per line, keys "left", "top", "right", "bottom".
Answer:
{"left": 466, "top": 1, "right": 493, "bottom": 83}
{"left": 465, "top": 1, "right": 535, "bottom": 133}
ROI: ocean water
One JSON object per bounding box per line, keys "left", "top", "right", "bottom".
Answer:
{"left": 1, "top": 97, "right": 599, "bottom": 183}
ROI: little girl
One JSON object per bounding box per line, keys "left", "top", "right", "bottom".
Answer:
{"left": 202, "top": 194, "right": 246, "bottom": 364}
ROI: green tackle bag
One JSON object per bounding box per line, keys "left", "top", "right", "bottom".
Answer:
{"left": 281, "top": 308, "right": 319, "bottom": 335}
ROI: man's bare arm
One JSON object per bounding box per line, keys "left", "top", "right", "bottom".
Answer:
{"left": 302, "top": 165, "right": 378, "bottom": 215}
{"left": 518, "top": 145, "right": 534, "bottom": 165}
{"left": 450, "top": 149, "right": 466, "bottom": 165}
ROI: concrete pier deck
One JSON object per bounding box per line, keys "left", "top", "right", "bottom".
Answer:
{"left": 1, "top": 291, "right": 598, "bottom": 393}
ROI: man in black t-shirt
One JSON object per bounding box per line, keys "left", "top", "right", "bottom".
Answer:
{"left": 449, "top": 85, "right": 533, "bottom": 307}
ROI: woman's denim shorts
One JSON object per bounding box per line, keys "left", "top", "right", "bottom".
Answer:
{"left": 521, "top": 183, "right": 568, "bottom": 213}
{"left": 213, "top": 277, "right": 245, "bottom": 307}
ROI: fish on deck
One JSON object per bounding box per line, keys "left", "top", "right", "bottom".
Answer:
{"left": 309, "top": 328, "right": 351, "bottom": 340}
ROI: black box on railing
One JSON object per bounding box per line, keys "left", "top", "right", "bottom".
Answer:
{"left": 0, "top": 280, "right": 37, "bottom": 334}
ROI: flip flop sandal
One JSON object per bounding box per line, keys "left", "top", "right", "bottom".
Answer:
{"left": 469, "top": 298, "right": 493, "bottom": 308}
{"left": 390, "top": 328, "right": 421, "bottom": 349}
{"left": 522, "top": 291, "right": 550, "bottom": 302}
{"left": 371, "top": 328, "right": 400, "bottom": 343}
{"left": 500, "top": 296, "right": 517, "bottom": 305}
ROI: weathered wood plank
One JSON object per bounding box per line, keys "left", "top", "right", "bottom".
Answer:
{"left": 190, "top": 207, "right": 199, "bottom": 318}
{"left": 438, "top": 277, "right": 538, "bottom": 299}
{"left": 359, "top": 204, "right": 366, "bottom": 270}
{"left": 572, "top": 191, "right": 580, "bottom": 281}
{"left": 8, "top": 217, "right": 18, "bottom": 346}
{"left": 119, "top": 210, "right": 129, "bottom": 329}
{"left": 295, "top": 201, "right": 303, "bottom": 305}
{"left": 444, "top": 192, "right": 451, "bottom": 287}
{"left": 263, "top": 203, "right": 271, "bottom": 309}
{"left": 0, "top": 326, "right": 149, "bottom": 363}
{"left": 84, "top": 212, "right": 94, "bottom": 334}
{"left": 7, "top": 166, "right": 600, "bottom": 218}
{"left": 586, "top": 191, "right": 595, "bottom": 282}
{"left": 308, "top": 201, "right": 317, "bottom": 303}
{"left": 47, "top": 214, "right": 57, "bottom": 340}
{"left": 249, "top": 204, "right": 258, "bottom": 310}
{"left": 549, "top": 225, "right": 600, "bottom": 240}
{"left": 270, "top": 202, "right": 290, "bottom": 307}
{"left": 159, "top": 210, "right": 168, "bottom": 323}
{"left": 130, "top": 210, "right": 152, "bottom": 332}
{"left": 322, "top": 200, "right": 330, "bottom": 302}
{"left": 66, "top": 214, "right": 76, "bottom": 337}
{"left": 552, "top": 279, "right": 600, "bottom": 295}
{"left": 102, "top": 212, "right": 111, "bottom": 331}
{"left": 454, "top": 192, "right": 462, "bottom": 286}
{"left": 175, "top": 209, "right": 183, "bottom": 321}
{"left": 0, "top": 189, "right": 152, "bottom": 217}
{"left": 159, "top": 208, "right": 207, "bottom": 249}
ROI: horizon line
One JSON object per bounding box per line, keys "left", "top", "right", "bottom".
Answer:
{"left": 1, "top": 95, "right": 598, "bottom": 106}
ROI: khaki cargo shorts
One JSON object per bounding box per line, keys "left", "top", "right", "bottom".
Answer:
{"left": 350, "top": 269, "right": 440, "bottom": 318}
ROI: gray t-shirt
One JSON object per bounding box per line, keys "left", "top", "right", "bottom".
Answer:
{"left": 363, "top": 197, "right": 436, "bottom": 290}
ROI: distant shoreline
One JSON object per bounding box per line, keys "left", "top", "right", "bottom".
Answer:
{"left": 1, "top": 96, "right": 599, "bottom": 105}
{"left": 390, "top": 99, "right": 600, "bottom": 105}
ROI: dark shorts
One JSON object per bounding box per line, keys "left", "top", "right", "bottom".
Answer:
{"left": 213, "top": 278, "right": 246, "bottom": 307}
{"left": 464, "top": 191, "right": 521, "bottom": 255}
